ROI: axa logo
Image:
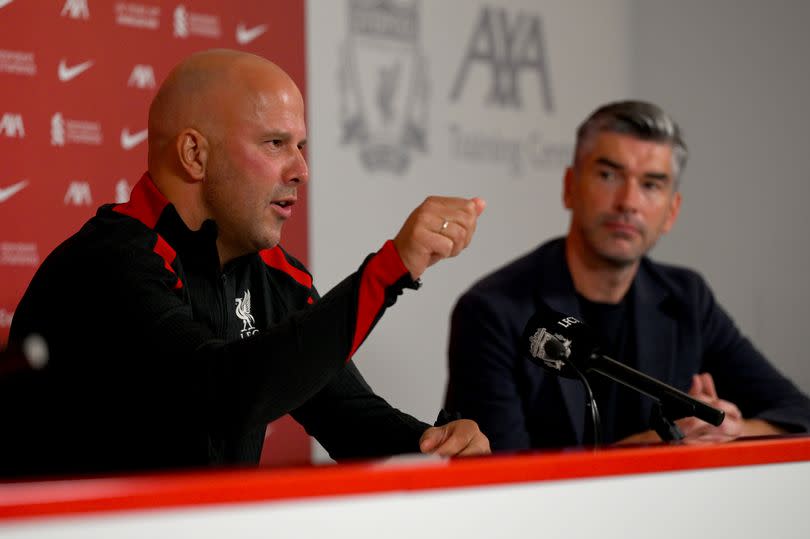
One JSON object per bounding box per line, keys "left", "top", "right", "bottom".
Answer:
{"left": 338, "top": 0, "right": 428, "bottom": 174}
{"left": 235, "top": 290, "right": 258, "bottom": 339}
{"left": 0, "top": 179, "right": 28, "bottom": 203}
{"left": 236, "top": 22, "right": 267, "bottom": 45}
{"left": 128, "top": 64, "right": 156, "bottom": 89}
{"left": 120, "top": 127, "right": 147, "bottom": 150}
{"left": 0, "top": 113, "right": 24, "bottom": 138}
{"left": 57, "top": 58, "right": 93, "bottom": 82}
{"left": 61, "top": 0, "right": 89, "bottom": 19}
{"left": 450, "top": 6, "right": 554, "bottom": 111}
{"left": 64, "top": 181, "right": 92, "bottom": 206}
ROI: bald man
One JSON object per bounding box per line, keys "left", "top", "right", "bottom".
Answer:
{"left": 3, "top": 50, "right": 488, "bottom": 477}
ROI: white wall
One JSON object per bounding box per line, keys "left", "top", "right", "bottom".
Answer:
{"left": 306, "top": 0, "right": 633, "bottom": 458}
{"left": 632, "top": 0, "right": 810, "bottom": 392}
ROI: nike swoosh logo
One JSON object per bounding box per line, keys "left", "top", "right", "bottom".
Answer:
{"left": 0, "top": 0, "right": 15, "bottom": 10}
{"left": 120, "top": 128, "right": 148, "bottom": 150}
{"left": 0, "top": 180, "right": 29, "bottom": 203}
{"left": 58, "top": 59, "right": 94, "bottom": 82}
{"left": 236, "top": 23, "right": 268, "bottom": 45}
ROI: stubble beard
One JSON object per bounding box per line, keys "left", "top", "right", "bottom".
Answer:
{"left": 585, "top": 227, "right": 647, "bottom": 269}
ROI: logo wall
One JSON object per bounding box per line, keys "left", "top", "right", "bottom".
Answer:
{"left": 0, "top": 0, "right": 311, "bottom": 466}
{"left": 338, "top": 0, "right": 428, "bottom": 174}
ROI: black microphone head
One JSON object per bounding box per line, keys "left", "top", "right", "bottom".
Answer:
{"left": 522, "top": 302, "right": 599, "bottom": 377}
{"left": 543, "top": 335, "right": 568, "bottom": 359}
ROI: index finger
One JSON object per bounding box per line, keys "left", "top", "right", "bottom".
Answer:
{"left": 699, "top": 372, "right": 718, "bottom": 400}
{"left": 688, "top": 374, "right": 703, "bottom": 397}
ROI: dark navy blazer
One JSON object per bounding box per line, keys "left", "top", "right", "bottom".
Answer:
{"left": 445, "top": 238, "right": 810, "bottom": 450}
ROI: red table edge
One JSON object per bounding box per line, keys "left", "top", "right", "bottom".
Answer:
{"left": 1, "top": 435, "right": 808, "bottom": 522}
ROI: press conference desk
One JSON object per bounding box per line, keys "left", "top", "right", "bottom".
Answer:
{"left": 1, "top": 436, "right": 809, "bottom": 539}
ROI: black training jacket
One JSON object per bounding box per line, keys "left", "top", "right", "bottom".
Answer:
{"left": 3, "top": 173, "right": 428, "bottom": 477}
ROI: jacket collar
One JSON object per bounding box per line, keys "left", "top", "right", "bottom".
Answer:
{"left": 115, "top": 172, "right": 222, "bottom": 272}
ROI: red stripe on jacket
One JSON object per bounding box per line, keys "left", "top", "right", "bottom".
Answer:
{"left": 113, "top": 173, "right": 182, "bottom": 290}
{"left": 259, "top": 247, "right": 314, "bottom": 290}
{"left": 349, "top": 240, "right": 409, "bottom": 358}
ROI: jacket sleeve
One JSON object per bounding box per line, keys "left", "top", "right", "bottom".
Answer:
{"left": 285, "top": 243, "right": 430, "bottom": 460}
{"left": 291, "top": 360, "right": 429, "bottom": 460}
{"left": 698, "top": 279, "right": 810, "bottom": 432}
{"left": 445, "top": 289, "right": 532, "bottom": 451}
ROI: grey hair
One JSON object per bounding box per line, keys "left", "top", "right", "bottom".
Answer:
{"left": 574, "top": 100, "right": 688, "bottom": 185}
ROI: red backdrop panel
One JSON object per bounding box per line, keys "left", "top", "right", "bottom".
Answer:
{"left": 0, "top": 0, "right": 310, "bottom": 467}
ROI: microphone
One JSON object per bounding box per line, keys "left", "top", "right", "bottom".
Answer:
{"left": 522, "top": 303, "right": 725, "bottom": 431}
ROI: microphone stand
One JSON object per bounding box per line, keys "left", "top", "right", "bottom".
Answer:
{"left": 651, "top": 399, "right": 686, "bottom": 442}
{"left": 568, "top": 361, "right": 602, "bottom": 446}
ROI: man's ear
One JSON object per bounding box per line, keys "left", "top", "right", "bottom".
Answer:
{"left": 563, "top": 167, "right": 575, "bottom": 209}
{"left": 176, "top": 128, "right": 208, "bottom": 182}
{"left": 662, "top": 191, "right": 682, "bottom": 234}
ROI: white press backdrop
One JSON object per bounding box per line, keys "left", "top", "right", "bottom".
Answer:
{"left": 306, "top": 0, "right": 810, "bottom": 460}
{"left": 306, "top": 0, "right": 633, "bottom": 459}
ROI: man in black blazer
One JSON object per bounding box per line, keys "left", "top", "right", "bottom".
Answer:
{"left": 445, "top": 101, "right": 810, "bottom": 450}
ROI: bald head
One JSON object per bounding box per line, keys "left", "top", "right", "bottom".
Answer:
{"left": 147, "top": 49, "right": 300, "bottom": 175}
{"left": 143, "top": 49, "right": 309, "bottom": 262}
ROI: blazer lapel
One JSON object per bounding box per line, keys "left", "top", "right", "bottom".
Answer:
{"left": 632, "top": 261, "right": 678, "bottom": 429}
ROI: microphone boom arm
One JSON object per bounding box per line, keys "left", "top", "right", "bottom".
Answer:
{"left": 588, "top": 353, "right": 725, "bottom": 428}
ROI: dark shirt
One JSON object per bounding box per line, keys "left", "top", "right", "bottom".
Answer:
{"left": 577, "top": 292, "right": 644, "bottom": 444}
